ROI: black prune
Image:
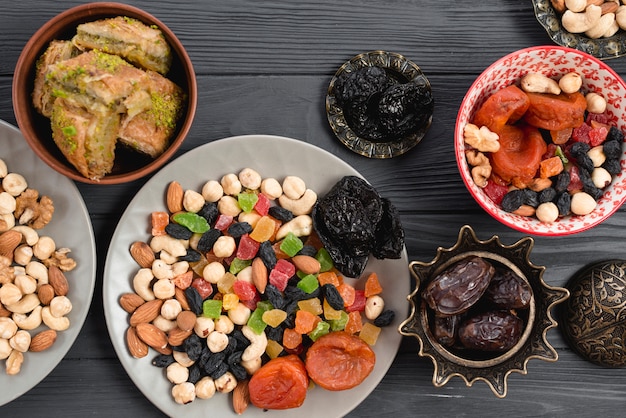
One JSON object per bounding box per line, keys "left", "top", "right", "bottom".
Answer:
{"left": 333, "top": 65, "right": 393, "bottom": 107}
{"left": 433, "top": 315, "right": 459, "bottom": 347}
{"left": 322, "top": 283, "right": 344, "bottom": 311}
{"left": 317, "top": 194, "right": 375, "bottom": 256}
{"left": 343, "top": 99, "right": 386, "bottom": 141}
{"left": 197, "top": 202, "right": 219, "bottom": 225}
{"left": 227, "top": 222, "right": 252, "bottom": 238}
{"left": 268, "top": 206, "right": 294, "bottom": 223}
{"left": 603, "top": 139, "right": 622, "bottom": 160}
{"left": 258, "top": 240, "right": 277, "bottom": 270}
{"left": 165, "top": 223, "right": 193, "bottom": 240}
{"left": 422, "top": 256, "right": 495, "bottom": 316}
{"left": 197, "top": 229, "right": 222, "bottom": 253}
{"left": 501, "top": 190, "right": 524, "bottom": 212}
{"left": 373, "top": 309, "right": 395, "bottom": 327}
{"left": 151, "top": 354, "right": 175, "bottom": 368}
{"left": 556, "top": 192, "right": 571, "bottom": 216}
{"left": 485, "top": 268, "right": 532, "bottom": 309}
{"left": 553, "top": 171, "right": 570, "bottom": 193}
{"left": 184, "top": 287, "right": 204, "bottom": 315}
{"left": 373, "top": 198, "right": 404, "bottom": 259}
{"left": 539, "top": 187, "right": 557, "bottom": 203}
{"left": 458, "top": 311, "right": 523, "bottom": 352}
{"left": 377, "top": 81, "right": 433, "bottom": 141}
{"left": 180, "top": 248, "right": 202, "bottom": 262}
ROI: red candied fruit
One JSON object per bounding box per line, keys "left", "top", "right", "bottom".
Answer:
{"left": 214, "top": 214, "right": 233, "bottom": 231}
{"left": 191, "top": 277, "right": 214, "bottom": 300}
{"left": 233, "top": 280, "right": 258, "bottom": 301}
{"left": 237, "top": 234, "right": 260, "bottom": 260}
{"left": 269, "top": 259, "right": 296, "bottom": 291}
{"left": 483, "top": 179, "right": 509, "bottom": 206}
{"left": 346, "top": 289, "right": 366, "bottom": 312}
{"left": 254, "top": 193, "right": 271, "bottom": 216}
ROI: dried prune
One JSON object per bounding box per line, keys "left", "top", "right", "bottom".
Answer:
{"left": 333, "top": 65, "right": 393, "bottom": 108}
{"left": 433, "top": 315, "right": 459, "bottom": 347}
{"left": 458, "top": 311, "right": 523, "bottom": 352}
{"left": 378, "top": 79, "right": 434, "bottom": 141}
{"left": 373, "top": 198, "right": 404, "bottom": 259}
{"left": 485, "top": 268, "right": 532, "bottom": 309}
{"left": 422, "top": 256, "right": 495, "bottom": 316}
{"left": 373, "top": 309, "right": 395, "bottom": 327}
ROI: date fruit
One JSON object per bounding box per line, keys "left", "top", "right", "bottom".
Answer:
{"left": 458, "top": 311, "right": 523, "bottom": 352}
{"left": 485, "top": 268, "right": 532, "bottom": 309}
{"left": 433, "top": 315, "right": 459, "bottom": 347}
{"left": 422, "top": 256, "right": 495, "bottom": 316}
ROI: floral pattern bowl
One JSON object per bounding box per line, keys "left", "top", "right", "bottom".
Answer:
{"left": 455, "top": 45, "right": 626, "bottom": 236}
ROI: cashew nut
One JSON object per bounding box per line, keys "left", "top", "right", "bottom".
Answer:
{"left": 150, "top": 235, "right": 187, "bottom": 258}
{"left": 241, "top": 356, "right": 262, "bottom": 375}
{"left": 183, "top": 190, "right": 205, "bottom": 213}
{"left": 41, "top": 306, "right": 70, "bottom": 331}
{"left": 14, "top": 274, "right": 37, "bottom": 295}
{"left": 617, "top": 6, "right": 626, "bottom": 30}
{"left": 585, "top": 12, "right": 616, "bottom": 39}
{"left": 214, "top": 371, "right": 237, "bottom": 393}
{"left": 5, "top": 293, "right": 40, "bottom": 314}
{"left": 241, "top": 325, "right": 267, "bottom": 362}
{"left": 0, "top": 283, "right": 23, "bottom": 306}
{"left": 171, "top": 261, "right": 190, "bottom": 278}
{"left": 260, "top": 178, "right": 282, "bottom": 200}
{"left": 133, "top": 268, "right": 156, "bottom": 301}
{"left": 562, "top": 5, "right": 602, "bottom": 33}
{"left": 559, "top": 72, "right": 583, "bottom": 94}
{"left": 6, "top": 349, "right": 23, "bottom": 375}
{"left": 26, "top": 261, "right": 48, "bottom": 284}
{"left": 152, "top": 259, "right": 174, "bottom": 280}
{"left": 277, "top": 189, "right": 317, "bottom": 216}
{"left": 275, "top": 215, "right": 313, "bottom": 240}
{"left": 201, "top": 180, "right": 224, "bottom": 202}
{"left": 239, "top": 168, "right": 262, "bottom": 190}
{"left": 520, "top": 73, "right": 561, "bottom": 95}
{"left": 565, "top": 0, "right": 587, "bottom": 13}
{"left": 12, "top": 305, "right": 42, "bottom": 330}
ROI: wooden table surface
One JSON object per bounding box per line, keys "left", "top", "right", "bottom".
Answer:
{"left": 2, "top": 0, "right": 626, "bottom": 416}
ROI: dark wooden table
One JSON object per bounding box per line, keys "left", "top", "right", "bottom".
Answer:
{"left": 2, "top": 0, "right": 626, "bottom": 416}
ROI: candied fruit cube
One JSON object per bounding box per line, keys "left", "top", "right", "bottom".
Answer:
{"left": 229, "top": 257, "right": 252, "bottom": 274}
{"left": 359, "top": 322, "right": 382, "bottom": 346}
{"left": 248, "top": 305, "right": 269, "bottom": 334}
{"left": 254, "top": 193, "right": 271, "bottom": 216}
{"left": 279, "top": 232, "right": 303, "bottom": 257}
{"left": 233, "top": 280, "right": 257, "bottom": 301}
{"left": 294, "top": 310, "right": 320, "bottom": 334}
{"left": 222, "top": 293, "right": 239, "bottom": 310}
{"left": 318, "top": 271, "right": 340, "bottom": 287}
{"left": 315, "top": 247, "right": 334, "bottom": 272}
{"left": 249, "top": 216, "right": 276, "bottom": 242}
{"left": 262, "top": 309, "right": 287, "bottom": 327}
{"left": 151, "top": 211, "right": 169, "bottom": 236}
{"left": 364, "top": 272, "right": 383, "bottom": 297}
{"left": 202, "top": 299, "right": 222, "bottom": 319}
{"left": 345, "top": 310, "right": 363, "bottom": 335}
{"left": 265, "top": 339, "right": 284, "bottom": 359}
{"left": 297, "top": 298, "right": 323, "bottom": 316}
{"left": 308, "top": 321, "right": 330, "bottom": 342}
{"left": 191, "top": 277, "right": 214, "bottom": 300}
{"left": 173, "top": 212, "right": 210, "bottom": 233}
{"left": 238, "top": 191, "right": 259, "bottom": 213}
{"left": 323, "top": 299, "right": 343, "bottom": 320}
{"left": 346, "top": 289, "right": 366, "bottom": 312}
{"left": 282, "top": 328, "right": 302, "bottom": 350}
{"left": 217, "top": 272, "right": 237, "bottom": 294}
{"left": 329, "top": 310, "right": 349, "bottom": 331}
{"left": 236, "top": 234, "right": 260, "bottom": 260}
{"left": 337, "top": 283, "right": 356, "bottom": 307}
{"left": 214, "top": 214, "right": 233, "bottom": 231}
{"left": 296, "top": 274, "right": 319, "bottom": 294}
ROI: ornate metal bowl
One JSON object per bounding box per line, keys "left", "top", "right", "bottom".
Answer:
{"left": 399, "top": 225, "right": 570, "bottom": 397}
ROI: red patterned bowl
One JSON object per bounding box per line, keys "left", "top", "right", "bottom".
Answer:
{"left": 455, "top": 46, "right": 626, "bottom": 236}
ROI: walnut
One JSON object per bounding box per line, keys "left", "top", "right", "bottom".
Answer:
{"left": 464, "top": 123, "right": 500, "bottom": 153}
{"left": 0, "top": 255, "right": 15, "bottom": 285}
{"left": 14, "top": 189, "right": 54, "bottom": 230}
{"left": 42, "top": 248, "right": 76, "bottom": 272}
{"left": 466, "top": 150, "right": 492, "bottom": 188}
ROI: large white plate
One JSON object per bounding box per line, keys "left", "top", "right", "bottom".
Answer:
{"left": 103, "top": 135, "right": 409, "bottom": 417}
{"left": 0, "top": 120, "right": 96, "bottom": 406}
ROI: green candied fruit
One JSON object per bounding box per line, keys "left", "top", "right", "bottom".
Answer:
{"left": 238, "top": 192, "right": 258, "bottom": 213}
{"left": 329, "top": 310, "right": 349, "bottom": 331}
{"left": 202, "top": 299, "right": 223, "bottom": 319}
{"left": 172, "top": 212, "right": 210, "bottom": 233}
{"left": 248, "top": 305, "right": 270, "bottom": 335}
{"left": 308, "top": 320, "right": 330, "bottom": 342}
{"left": 315, "top": 247, "right": 334, "bottom": 272}
{"left": 229, "top": 257, "right": 252, "bottom": 275}
{"left": 280, "top": 232, "right": 303, "bottom": 257}
{"left": 296, "top": 274, "right": 319, "bottom": 294}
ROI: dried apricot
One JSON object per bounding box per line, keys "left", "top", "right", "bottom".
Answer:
{"left": 249, "top": 355, "right": 308, "bottom": 409}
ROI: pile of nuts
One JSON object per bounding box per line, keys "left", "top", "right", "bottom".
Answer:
{"left": 551, "top": 0, "right": 626, "bottom": 39}
{"left": 0, "top": 158, "right": 77, "bottom": 375}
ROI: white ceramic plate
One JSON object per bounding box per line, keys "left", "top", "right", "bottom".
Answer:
{"left": 0, "top": 120, "right": 96, "bottom": 406}
{"left": 103, "top": 135, "right": 409, "bottom": 418}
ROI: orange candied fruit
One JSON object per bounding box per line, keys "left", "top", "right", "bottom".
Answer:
{"left": 345, "top": 310, "right": 363, "bottom": 335}
{"left": 337, "top": 283, "right": 356, "bottom": 307}
{"left": 364, "top": 272, "right": 383, "bottom": 297}
{"left": 151, "top": 211, "right": 169, "bottom": 236}
{"left": 294, "top": 310, "right": 321, "bottom": 334}
{"left": 283, "top": 328, "right": 303, "bottom": 350}
{"left": 318, "top": 271, "right": 341, "bottom": 287}
{"left": 249, "top": 216, "right": 277, "bottom": 242}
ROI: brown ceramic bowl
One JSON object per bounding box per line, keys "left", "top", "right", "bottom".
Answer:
{"left": 399, "top": 225, "right": 570, "bottom": 397}
{"left": 12, "top": 2, "right": 197, "bottom": 184}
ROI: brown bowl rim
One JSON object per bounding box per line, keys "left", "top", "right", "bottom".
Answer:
{"left": 12, "top": 2, "right": 197, "bottom": 184}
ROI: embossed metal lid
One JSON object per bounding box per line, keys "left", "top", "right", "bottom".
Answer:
{"left": 561, "top": 260, "right": 626, "bottom": 367}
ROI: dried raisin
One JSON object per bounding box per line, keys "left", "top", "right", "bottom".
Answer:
{"left": 538, "top": 187, "right": 556, "bottom": 204}
{"left": 152, "top": 354, "right": 175, "bottom": 368}
{"left": 197, "top": 229, "right": 222, "bottom": 253}
{"left": 258, "top": 240, "right": 277, "bottom": 270}
{"left": 184, "top": 287, "right": 204, "bottom": 315}
{"left": 322, "top": 284, "right": 344, "bottom": 311}
{"left": 268, "top": 205, "right": 294, "bottom": 222}
{"left": 373, "top": 309, "right": 395, "bottom": 327}
{"left": 500, "top": 190, "right": 524, "bottom": 212}
{"left": 197, "top": 202, "right": 219, "bottom": 224}
{"left": 228, "top": 222, "right": 253, "bottom": 238}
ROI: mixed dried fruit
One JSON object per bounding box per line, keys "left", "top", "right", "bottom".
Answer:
{"left": 0, "top": 158, "right": 77, "bottom": 375}
{"left": 120, "top": 168, "right": 401, "bottom": 412}
{"left": 333, "top": 65, "right": 434, "bottom": 142}
{"left": 464, "top": 71, "right": 624, "bottom": 223}
{"left": 423, "top": 256, "right": 531, "bottom": 354}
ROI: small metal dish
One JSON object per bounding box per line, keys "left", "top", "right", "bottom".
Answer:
{"left": 532, "top": 0, "right": 626, "bottom": 60}
{"left": 325, "top": 50, "right": 433, "bottom": 159}
{"left": 399, "top": 225, "right": 569, "bottom": 397}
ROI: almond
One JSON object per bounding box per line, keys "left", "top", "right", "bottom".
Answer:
{"left": 0, "top": 230, "right": 22, "bottom": 260}
{"left": 126, "top": 326, "right": 149, "bottom": 358}
{"left": 129, "top": 241, "right": 155, "bottom": 269}
{"left": 129, "top": 299, "right": 163, "bottom": 326}
{"left": 174, "top": 286, "right": 190, "bottom": 311}
{"left": 136, "top": 322, "right": 168, "bottom": 350}
{"left": 601, "top": 1, "right": 618, "bottom": 14}
{"left": 176, "top": 310, "right": 197, "bottom": 331}
{"left": 29, "top": 329, "right": 57, "bottom": 352}
{"left": 0, "top": 302, "right": 11, "bottom": 317}
{"left": 37, "top": 283, "right": 55, "bottom": 305}
{"left": 167, "top": 181, "right": 184, "bottom": 213}
{"left": 167, "top": 326, "right": 193, "bottom": 346}
{"left": 251, "top": 257, "right": 268, "bottom": 294}
{"left": 119, "top": 292, "right": 146, "bottom": 313}
{"left": 232, "top": 379, "right": 250, "bottom": 415}
{"left": 292, "top": 255, "right": 321, "bottom": 275}
{"left": 48, "top": 264, "right": 69, "bottom": 296}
